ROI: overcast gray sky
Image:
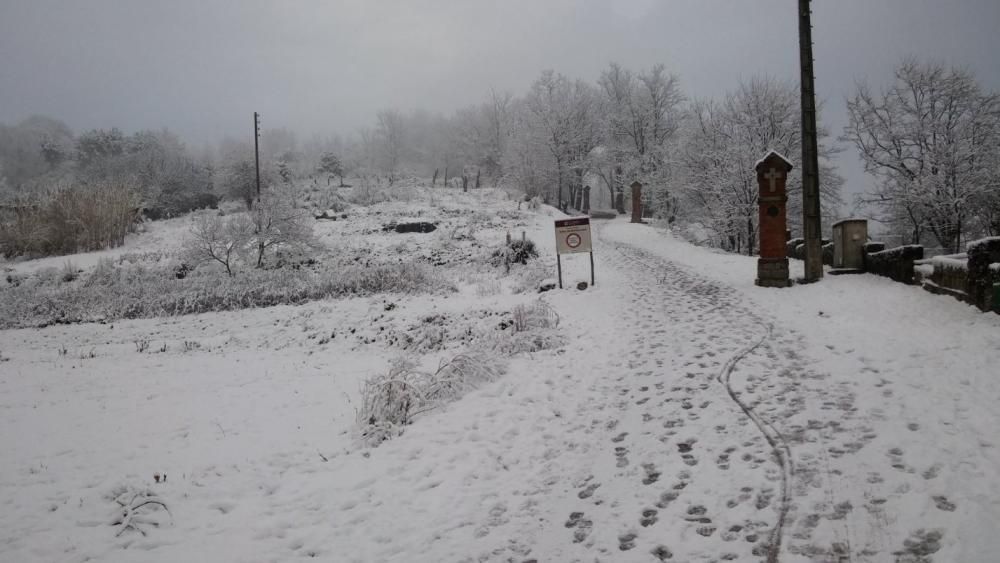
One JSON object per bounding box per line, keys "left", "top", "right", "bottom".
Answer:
{"left": 2, "top": 0, "right": 999, "bottom": 206}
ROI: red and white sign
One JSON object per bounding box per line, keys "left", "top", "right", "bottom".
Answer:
{"left": 555, "top": 217, "right": 592, "bottom": 255}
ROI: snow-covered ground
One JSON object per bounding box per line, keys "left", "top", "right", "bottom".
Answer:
{"left": 2, "top": 189, "right": 999, "bottom": 562}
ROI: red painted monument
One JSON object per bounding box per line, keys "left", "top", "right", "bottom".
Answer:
{"left": 755, "top": 151, "right": 793, "bottom": 288}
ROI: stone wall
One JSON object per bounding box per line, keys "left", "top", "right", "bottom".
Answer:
{"left": 923, "top": 255, "right": 969, "bottom": 300}
{"left": 864, "top": 244, "right": 924, "bottom": 284}
{"left": 966, "top": 237, "right": 1000, "bottom": 312}
{"left": 786, "top": 238, "right": 804, "bottom": 259}
{"left": 787, "top": 238, "right": 830, "bottom": 261}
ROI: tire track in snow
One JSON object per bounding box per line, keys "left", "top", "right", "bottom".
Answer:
{"left": 601, "top": 228, "right": 793, "bottom": 562}
{"left": 715, "top": 322, "right": 792, "bottom": 563}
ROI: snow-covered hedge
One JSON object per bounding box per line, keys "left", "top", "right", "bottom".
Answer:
{"left": 864, "top": 244, "right": 924, "bottom": 284}
{"left": 0, "top": 260, "right": 454, "bottom": 329}
{"left": 966, "top": 237, "right": 1000, "bottom": 312}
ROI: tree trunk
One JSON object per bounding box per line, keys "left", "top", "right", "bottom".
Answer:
{"left": 444, "top": 166, "right": 449, "bottom": 188}
{"left": 557, "top": 165, "right": 564, "bottom": 211}
{"left": 475, "top": 169, "right": 481, "bottom": 189}
{"left": 432, "top": 168, "right": 438, "bottom": 187}
{"left": 462, "top": 175, "right": 468, "bottom": 193}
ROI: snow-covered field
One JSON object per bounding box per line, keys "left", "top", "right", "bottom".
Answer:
{"left": 2, "top": 187, "right": 999, "bottom": 562}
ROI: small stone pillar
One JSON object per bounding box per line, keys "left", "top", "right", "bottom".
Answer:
{"left": 630, "top": 181, "right": 643, "bottom": 223}
{"left": 582, "top": 185, "right": 591, "bottom": 214}
{"left": 755, "top": 151, "right": 793, "bottom": 288}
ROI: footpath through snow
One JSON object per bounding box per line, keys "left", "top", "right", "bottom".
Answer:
{"left": 3, "top": 214, "right": 999, "bottom": 562}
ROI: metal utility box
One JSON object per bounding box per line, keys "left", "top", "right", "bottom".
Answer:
{"left": 832, "top": 219, "right": 868, "bottom": 270}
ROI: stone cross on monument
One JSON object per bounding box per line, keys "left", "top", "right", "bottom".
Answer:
{"left": 765, "top": 169, "right": 782, "bottom": 192}
{"left": 755, "top": 151, "right": 793, "bottom": 288}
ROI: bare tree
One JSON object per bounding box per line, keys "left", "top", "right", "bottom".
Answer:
{"left": 248, "top": 190, "right": 316, "bottom": 268}
{"left": 844, "top": 58, "right": 1000, "bottom": 251}
{"left": 185, "top": 213, "right": 253, "bottom": 276}
{"left": 376, "top": 109, "right": 405, "bottom": 183}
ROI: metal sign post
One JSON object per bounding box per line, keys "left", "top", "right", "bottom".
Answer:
{"left": 554, "top": 217, "right": 595, "bottom": 288}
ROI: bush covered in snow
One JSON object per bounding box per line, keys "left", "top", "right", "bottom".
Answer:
{"left": 0, "top": 179, "right": 142, "bottom": 258}
{"left": 183, "top": 194, "right": 317, "bottom": 275}
{"left": 357, "top": 353, "right": 507, "bottom": 445}
{"left": 490, "top": 237, "right": 539, "bottom": 268}
{"left": 0, "top": 259, "right": 453, "bottom": 329}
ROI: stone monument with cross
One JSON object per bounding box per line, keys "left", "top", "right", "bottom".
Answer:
{"left": 755, "top": 151, "right": 793, "bottom": 288}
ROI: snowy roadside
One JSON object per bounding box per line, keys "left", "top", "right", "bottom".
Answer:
{"left": 602, "top": 219, "right": 1000, "bottom": 562}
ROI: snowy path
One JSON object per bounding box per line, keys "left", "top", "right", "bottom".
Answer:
{"left": 511, "top": 233, "right": 804, "bottom": 562}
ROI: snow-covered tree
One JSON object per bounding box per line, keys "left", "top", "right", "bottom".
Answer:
{"left": 519, "top": 70, "right": 600, "bottom": 207}
{"left": 844, "top": 59, "right": 1000, "bottom": 251}
{"left": 317, "top": 152, "right": 345, "bottom": 186}
{"left": 596, "top": 63, "right": 684, "bottom": 214}
{"left": 375, "top": 109, "right": 405, "bottom": 183}
{"left": 678, "top": 76, "right": 842, "bottom": 255}
{"left": 0, "top": 115, "right": 75, "bottom": 193}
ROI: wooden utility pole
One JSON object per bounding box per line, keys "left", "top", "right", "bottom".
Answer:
{"left": 254, "top": 112, "right": 262, "bottom": 203}
{"left": 798, "top": 0, "right": 823, "bottom": 282}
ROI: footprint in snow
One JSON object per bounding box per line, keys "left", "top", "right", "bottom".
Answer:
{"left": 618, "top": 532, "right": 637, "bottom": 551}
{"left": 640, "top": 508, "right": 658, "bottom": 527}
{"left": 932, "top": 495, "right": 956, "bottom": 512}
{"left": 578, "top": 483, "right": 600, "bottom": 499}
{"left": 641, "top": 463, "right": 661, "bottom": 485}
{"left": 651, "top": 545, "right": 672, "bottom": 560}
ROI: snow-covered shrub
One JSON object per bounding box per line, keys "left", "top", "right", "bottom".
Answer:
{"left": 4, "top": 269, "right": 24, "bottom": 287}
{"left": 421, "top": 352, "right": 506, "bottom": 402}
{"left": 346, "top": 176, "right": 392, "bottom": 206}
{"left": 490, "top": 329, "right": 564, "bottom": 356}
{"left": 475, "top": 279, "right": 502, "bottom": 297}
{"left": 182, "top": 194, "right": 317, "bottom": 274}
{"left": 117, "top": 250, "right": 170, "bottom": 265}
{"left": 490, "top": 237, "right": 538, "bottom": 267}
{"left": 510, "top": 299, "right": 559, "bottom": 332}
{"left": 356, "top": 357, "right": 427, "bottom": 444}
{"left": 59, "top": 260, "right": 79, "bottom": 283}
{"left": 510, "top": 259, "right": 551, "bottom": 294}
{"left": 84, "top": 258, "right": 118, "bottom": 287}
{"left": 0, "top": 259, "right": 453, "bottom": 329}
{"left": 356, "top": 352, "right": 507, "bottom": 445}
{"left": 0, "top": 179, "right": 141, "bottom": 258}
{"left": 490, "top": 299, "right": 563, "bottom": 354}
{"left": 106, "top": 483, "right": 171, "bottom": 537}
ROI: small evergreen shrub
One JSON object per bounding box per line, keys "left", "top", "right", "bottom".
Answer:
{"left": 490, "top": 237, "right": 538, "bottom": 267}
